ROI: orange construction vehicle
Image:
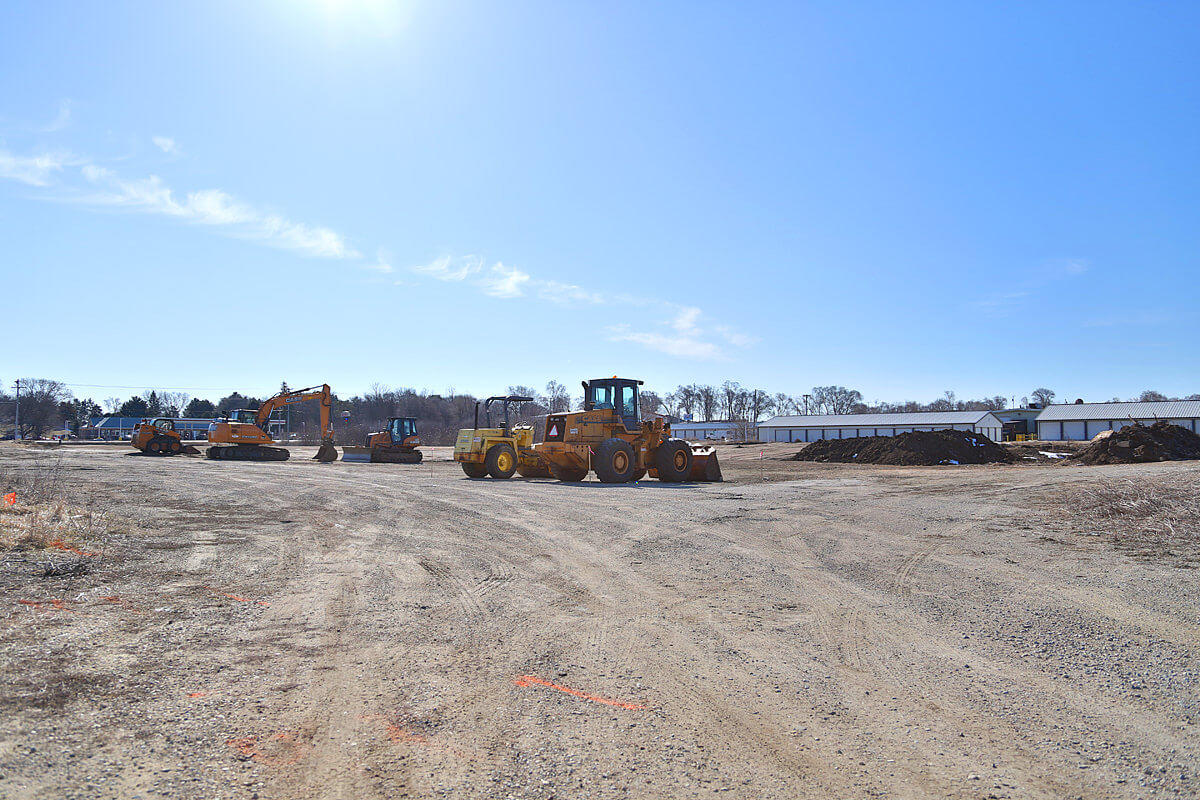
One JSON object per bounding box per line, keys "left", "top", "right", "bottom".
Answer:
{"left": 130, "top": 418, "right": 201, "bottom": 456}
{"left": 342, "top": 417, "right": 423, "bottom": 463}
{"left": 206, "top": 384, "right": 338, "bottom": 462}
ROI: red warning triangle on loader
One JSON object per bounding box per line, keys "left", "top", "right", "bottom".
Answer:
{"left": 548, "top": 424, "right": 559, "bottom": 438}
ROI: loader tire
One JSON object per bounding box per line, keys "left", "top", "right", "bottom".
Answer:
{"left": 550, "top": 463, "right": 588, "bottom": 482}
{"left": 146, "top": 438, "right": 164, "bottom": 455}
{"left": 655, "top": 438, "right": 692, "bottom": 482}
{"left": 486, "top": 444, "right": 517, "bottom": 479}
{"left": 594, "top": 438, "right": 635, "bottom": 483}
{"left": 167, "top": 439, "right": 182, "bottom": 455}
{"left": 461, "top": 461, "right": 488, "bottom": 478}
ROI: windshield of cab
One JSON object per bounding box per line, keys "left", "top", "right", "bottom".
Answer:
{"left": 590, "top": 385, "right": 614, "bottom": 409}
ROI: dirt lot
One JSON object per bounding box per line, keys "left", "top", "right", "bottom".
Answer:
{"left": 1, "top": 442, "right": 1198, "bottom": 799}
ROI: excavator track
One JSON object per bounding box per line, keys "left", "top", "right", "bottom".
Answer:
{"left": 206, "top": 445, "right": 290, "bottom": 462}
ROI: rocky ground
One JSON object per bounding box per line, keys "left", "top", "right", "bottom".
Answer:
{"left": 0, "top": 442, "right": 1197, "bottom": 799}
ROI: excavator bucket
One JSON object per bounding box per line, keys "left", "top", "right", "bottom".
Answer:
{"left": 314, "top": 441, "right": 339, "bottom": 462}
{"left": 687, "top": 445, "right": 723, "bottom": 482}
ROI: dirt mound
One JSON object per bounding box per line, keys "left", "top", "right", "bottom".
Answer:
{"left": 1071, "top": 421, "right": 1200, "bottom": 465}
{"left": 792, "top": 429, "right": 1013, "bottom": 466}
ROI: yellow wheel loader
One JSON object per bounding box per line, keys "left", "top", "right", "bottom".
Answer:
{"left": 206, "top": 384, "right": 338, "bottom": 462}
{"left": 529, "top": 377, "right": 721, "bottom": 483}
{"left": 453, "top": 396, "right": 547, "bottom": 479}
{"left": 130, "top": 418, "right": 201, "bottom": 456}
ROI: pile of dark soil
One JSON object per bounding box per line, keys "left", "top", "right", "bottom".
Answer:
{"left": 792, "top": 429, "right": 1013, "bottom": 466}
{"left": 1071, "top": 421, "right": 1200, "bottom": 465}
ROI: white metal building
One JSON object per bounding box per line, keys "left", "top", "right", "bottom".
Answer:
{"left": 1035, "top": 401, "right": 1200, "bottom": 441}
{"left": 757, "top": 411, "right": 1005, "bottom": 443}
{"left": 670, "top": 420, "right": 739, "bottom": 440}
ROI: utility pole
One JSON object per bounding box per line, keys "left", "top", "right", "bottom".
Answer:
{"left": 803, "top": 393, "right": 811, "bottom": 415}
{"left": 12, "top": 380, "right": 19, "bottom": 441}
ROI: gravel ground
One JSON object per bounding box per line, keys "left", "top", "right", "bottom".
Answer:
{"left": 0, "top": 443, "right": 1197, "bottom": 799}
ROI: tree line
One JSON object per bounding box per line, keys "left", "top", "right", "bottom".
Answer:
{"left": 2, "top": 377, "right": 1197, "bottom": 444}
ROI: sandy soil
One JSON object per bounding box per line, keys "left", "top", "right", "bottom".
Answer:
{"left": 1, "top": 443, "right": 1197, "bottom": 799}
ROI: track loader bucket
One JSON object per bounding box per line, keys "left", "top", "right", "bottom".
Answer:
{"left": 687, "top": 445, "right": 723, "bottom": 482}
{"left": 314, "top": 441, "right": 339, "bottom": 462}
{"left": 341, "top": 446, "right": 371, "bottom": 463}
{"left": 182, "top": 444, "right": 201, "bottom": 455}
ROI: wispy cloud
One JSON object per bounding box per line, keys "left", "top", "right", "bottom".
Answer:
{"left": 0, "top": 150, "right": 72, "bottom": 186}
{"left": 606, "top": 307, "right": 750, "bottom": 360}
{"left": 411, "top": 255, "right": 483, "bottom": 281}
{"left": 41, "top": 99, "right": 72, "bottom": 133}
{"left": 69, "top": 169, "right": 358, "bottom": 258}
{"left": 609, "top": 325, "right": 722, "bottom": 359}
{"left": 479, "top": 263, "right": 530, "bottom": 298}
{"left": 360, "top": 249, "right": 394, "bottom": 274}
{"left": 151, "top": 136, "right": 178, "bottom": 155}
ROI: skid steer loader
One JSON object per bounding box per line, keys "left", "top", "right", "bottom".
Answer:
{"left": 130, "top": 418, "right": 201, "bottom": 456}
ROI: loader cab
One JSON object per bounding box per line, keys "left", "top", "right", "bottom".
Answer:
{"left": 387, "top": 417, "right": 418, "bottom": 444}
{"left": 583, "top": 377, "right": 643, "bottom": 432}
{"left": 151, "top": 418, "right": 176, "bottom": 432}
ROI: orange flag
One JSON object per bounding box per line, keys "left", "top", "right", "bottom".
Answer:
{"left": 3, "top": 492, "right": 15, "bottom": 507}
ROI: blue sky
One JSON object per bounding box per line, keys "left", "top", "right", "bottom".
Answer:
{"left": 2, "top": 1, "right": 1197, "bottom": 405}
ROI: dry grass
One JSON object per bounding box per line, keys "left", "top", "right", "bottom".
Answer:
{"left": 1, "top": 454, "right": 116, "bottom": 571}
{"left": 1066, "top": 473, "right": 1200, "bottom": 564}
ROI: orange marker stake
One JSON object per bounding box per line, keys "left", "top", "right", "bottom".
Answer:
{"left": 513, "top": 674, "right": 646, "bottom": 711}
{"left": 18, "top": 599, "right": 77, "bottom": 613}
{"left": 205, "top": 586, "right": 270, "bottom": 607}
{"left": 3, "top": 492, "right": 15, "bottom": 507}
{"left": 101, "top": 596, "right": 145, "bottom": 614}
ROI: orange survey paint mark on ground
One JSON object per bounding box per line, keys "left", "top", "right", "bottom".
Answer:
{"left": 360, "top": 714, "right": 430, "bottom": 746}
{"left": 18, "top": 598, "right": 77, "bottom": 613}
{"left": 205, "top": 586, "right": 269, "bottom": 607}
{"left": 3, "top": 492, "right": 15, "bottom": 507}
{"left": 102, "top": 596, "right": 144, "bottom": 614}
{"left": 187, "top": 691, "right": 208, "bottom": 698}
{"left": 226, "top": 731, "right": 309, "bottom": 767}
{"left": 513, "top": 674, "right": 646, "bottom": 711}
{"left": 48, "top": 539, "right": 97, "bottom": 557}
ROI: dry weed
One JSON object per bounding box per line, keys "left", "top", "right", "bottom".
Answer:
{"left": 1065, "top": 474, "right": 1200, "bottom": 564}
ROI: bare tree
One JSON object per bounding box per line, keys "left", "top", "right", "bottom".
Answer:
{"left": 811, "top": 385, "right": 863, "bottom": 415}
{"left": 697, "top": 385, "right": 718, "bottom": 421}
{"left": 1139, "top": 390, "right": 1168, "bottom": 402}
{"left": 14, "top": 378, "right": 72, "bottom": 439}
{"left": 543, "top": 381, "right": 571, "bottom": 413}
{"left": 639, "top": 390, "right": 663, "bottom": 419}
{"left": 1031, "top": 387, "right": 1056, "bottom": 407}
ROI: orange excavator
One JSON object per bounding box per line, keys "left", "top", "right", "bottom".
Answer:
{"left": 206, "top": 384, "right": 338, "bottom": 462}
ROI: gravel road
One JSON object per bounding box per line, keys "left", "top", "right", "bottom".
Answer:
{"left": 1, "top": 444, "right": 1197, "bottom": 799}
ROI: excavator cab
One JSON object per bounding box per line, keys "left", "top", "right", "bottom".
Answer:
{"left": 229, "top": 409, "right": 258, "bottom": 424}
{"left": 583, "top": 378, "right": 643, "bottom": 432}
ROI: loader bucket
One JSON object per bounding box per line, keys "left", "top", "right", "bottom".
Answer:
{"left": 182, "top": 444, "right": 201, "bottom": 455}
{"left": 688, "top": 446, "right": 723, "bottom": 482}
{"left": 314, "top": 441, "right": 339, "bottom": 462}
